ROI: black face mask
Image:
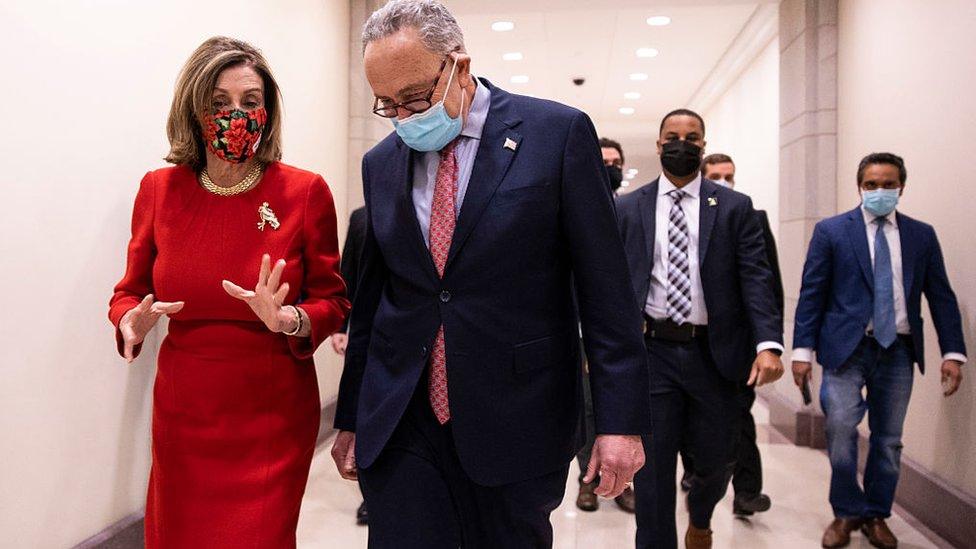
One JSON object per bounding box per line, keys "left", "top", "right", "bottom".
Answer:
{"left": 605, "top": 165, "right": 623, "bottom": 191}
{"left": 660, "top": 140, "right": 703, "bottom": 178}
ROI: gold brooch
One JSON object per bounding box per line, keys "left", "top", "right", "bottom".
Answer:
{"left": 707, "top": 197, "right": 718, "bottom": 207}
{"left": 257, "top": 202, "right": 280, "bottom": 231}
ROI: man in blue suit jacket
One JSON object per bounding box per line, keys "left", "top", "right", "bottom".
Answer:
{"left": 792, "top": 152, "right": 966, "bottom": 549}
{"left": 616, "top": 109, "right": 784, "bottom": 549}
{"left": 331, "top": 2, "right": 650, "bottom": 547}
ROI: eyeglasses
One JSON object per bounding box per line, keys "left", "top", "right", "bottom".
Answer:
{"left": 372, "top": 59, "right": 448, "bottom": 118}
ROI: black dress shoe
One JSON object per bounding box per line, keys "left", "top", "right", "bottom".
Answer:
{"left": 680, "top": 471, "right": 693, "bottom": 492}
{"left": 356, "top": 501, "right": 368, "bottom": 525}
{"left": 733, "top": 492, "right": 771, "bottom": 516}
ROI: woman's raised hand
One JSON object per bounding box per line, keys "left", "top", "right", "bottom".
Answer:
{"left": 120, "top": 294, "right": 185, "bottom": 363}
{"left": 222, "top": 254, "right": 296, "bottom": 333}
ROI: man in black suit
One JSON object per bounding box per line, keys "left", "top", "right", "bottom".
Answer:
{"left": 332, "top": 2, "right": 650, "bottom": 547}
{"left": 677, "top": 154, "right": 783, "bottom": 517}
{"left": 615, "top": 110, "right": 784, "bottom": 549}
{"left": 331, "top": 206, "right": 368, "bottom": 525}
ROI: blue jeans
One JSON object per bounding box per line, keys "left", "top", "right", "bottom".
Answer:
{"left": 821, "top": 336, "right": 914, "bottom": 519}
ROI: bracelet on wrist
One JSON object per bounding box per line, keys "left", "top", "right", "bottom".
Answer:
{"left": 282, "top": 305, "right": 303, "bottom": 336}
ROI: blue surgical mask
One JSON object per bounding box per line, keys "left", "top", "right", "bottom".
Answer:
{"left": 392, "top": 58, "right": 465, "bottom": 152}
{"left": 862, "top": 188, "right": 900, "bottom": 217}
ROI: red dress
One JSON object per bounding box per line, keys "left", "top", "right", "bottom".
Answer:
{"left": 109, "top": 162, "right": 349, "bottom": 548}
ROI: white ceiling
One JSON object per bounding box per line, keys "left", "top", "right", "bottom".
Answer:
{"left": 445, "top": 0, "right": 770, "bottom": 190}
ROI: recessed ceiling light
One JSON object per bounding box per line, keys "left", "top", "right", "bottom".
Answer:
{"left": 502, "top": 52, "right": 524, "bottom": 61}
{"left": 629, "top": 73, "right": 649, "bottom": 81}
{"left": 636, "top": 48, "right": 659, "bottom": 58}
{"left": 619, "top": 107, "right": 635, "bottom": 115}
{"left": 511, "top": 75, "right": 530, "bottom": 84}
{"left": 492, "top": 21, "right": 515, "bottom": 32}
{"left": 624, "top": 92, "right": 641, "bottom": 100}
{"left": 646, "top": 16, "right": 671, "bottom": 26}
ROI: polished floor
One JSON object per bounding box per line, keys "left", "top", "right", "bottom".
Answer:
{"left": 296, "top": 403, "right": 950, "bottom": 548}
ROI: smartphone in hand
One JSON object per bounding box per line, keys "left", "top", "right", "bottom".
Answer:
{"left": 801, "top": 377, "right": 813, "bottom": 406}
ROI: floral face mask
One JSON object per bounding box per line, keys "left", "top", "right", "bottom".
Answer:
{"left": 205, "top": 107, "right": 267, "bottom": 163}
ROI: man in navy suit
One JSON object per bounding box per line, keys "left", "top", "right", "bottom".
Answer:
{"left": 615, "top": 109, "right": 785, "bottom": 549}
{"left": 792, "top": 152, "right": 967, "bottom": 549}
{"left": 331, "top": 2, "right": 650, "bottom": 547}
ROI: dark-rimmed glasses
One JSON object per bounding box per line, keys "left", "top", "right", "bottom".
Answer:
{"left": 372, "top": 59, "right": 448, "bottom": 118}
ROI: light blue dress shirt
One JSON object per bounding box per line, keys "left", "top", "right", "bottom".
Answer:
{"left": 411, "top": 78, "right": 491, "bottom": 247}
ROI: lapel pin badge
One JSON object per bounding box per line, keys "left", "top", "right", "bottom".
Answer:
{"left": 257, "top": 202, "right": 281, "bottom": 231}
{"left": 504, "top": 138, "right": 518, "bottom": 151}
{"left": 708, "top": 197, "right": 718, "bottom": 207}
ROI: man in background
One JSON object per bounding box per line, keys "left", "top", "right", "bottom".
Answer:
{"left": 677, "top": 154, "right": 781, "bottom": 517}
{"left": 615, "top": 109, "right": 784, "bottom": 549}
{"left": 793, "top": 152, "right": 966, "bottom": 549}
{"left": 575, "top": 137, "right": 635, "bottom": 514}
{"left": 331, "top": 205, "right": 368, "bottom": 525}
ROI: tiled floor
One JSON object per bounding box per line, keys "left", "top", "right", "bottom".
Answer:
{"left": 297, "top": 404, "right": 948, "bottom": 548}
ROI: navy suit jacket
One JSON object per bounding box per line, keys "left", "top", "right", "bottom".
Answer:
{"left": 334, "top": 79, "right": 651, "bottom": 486}
{"left": 615, "top": 178, "right": 783, "bottom": 382}
{"left": 793, "top": 208, "right": 966, "bottom": 372}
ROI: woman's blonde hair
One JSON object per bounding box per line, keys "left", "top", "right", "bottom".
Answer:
{"left": 165, "top": 37, "right": 283, "bottom": 169}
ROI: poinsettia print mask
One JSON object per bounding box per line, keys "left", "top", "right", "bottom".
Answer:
{"left": 205, "top": 107, "right": 267, "bottom": 163}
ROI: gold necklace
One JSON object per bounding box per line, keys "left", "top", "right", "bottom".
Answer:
{"left": 199, "top": 162, "right": 266, "bottom": 196}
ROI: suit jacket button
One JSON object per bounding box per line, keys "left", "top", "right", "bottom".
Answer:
{"left": 440, "top": 290, "right": 452, "bottom": 303}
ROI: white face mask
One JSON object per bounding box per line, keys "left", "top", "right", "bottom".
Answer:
{"left": 712, "top": 178, "right": 733, "bottom": 189}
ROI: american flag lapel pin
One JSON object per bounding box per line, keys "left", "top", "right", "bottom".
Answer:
{"left": 504, "top": 138, "right": 518, "bottom": 151}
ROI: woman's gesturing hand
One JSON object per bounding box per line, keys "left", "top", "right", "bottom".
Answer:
{"left": 120, "top": 294, "right": 185, "bottom": 363}
{"left": 223, "top": 254, "right": 297, "bottom": 333}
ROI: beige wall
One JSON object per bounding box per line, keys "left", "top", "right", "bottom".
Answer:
{"left": 837, "top": 0, "right": 976, "bottom": 496}
{"left": 702, "top": 37, "right": 781, "bottom": 233}
{"left": 0, "top": 1, "right": 350, "bottom": 546}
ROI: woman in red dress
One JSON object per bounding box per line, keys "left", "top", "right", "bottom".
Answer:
{"left": 109, "top": 37, "right": 350, "bottom": 548}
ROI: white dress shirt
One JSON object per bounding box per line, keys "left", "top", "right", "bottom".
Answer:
{"left": 646, "top": 173, "right": 783, "bottom": 355}
{"left": 412, "top": 78, "right": 491, "bottom": 247}
{"left": 792, "top": 206, "right": 967, "bottom": 364}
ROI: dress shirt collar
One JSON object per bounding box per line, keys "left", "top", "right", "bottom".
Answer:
{"left": 459, "top": 77, "right": 490, "bottom": 141}
{"left": 861, "top": 204, "right": 898, "bottom": 229}
{"left": 658, "top": 172, "right": 702, "bottom": 199}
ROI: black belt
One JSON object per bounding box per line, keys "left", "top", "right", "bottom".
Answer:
{"left": 644, "top": 317, "right": 708, "bottom": 343}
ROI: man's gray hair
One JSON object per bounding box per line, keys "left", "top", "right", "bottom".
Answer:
{"left": 362, "top": 0, "right": 466, "bottom": 55}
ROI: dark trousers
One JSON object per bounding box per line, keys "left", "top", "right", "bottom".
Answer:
{"left": 680, "top": 384, "right": 763, "bottom": 496}
{"left": 635, "top": 337, "right": 738, "bottom": 549}
{"left": 359, "top": 374, "right": 570, "bottom": 549}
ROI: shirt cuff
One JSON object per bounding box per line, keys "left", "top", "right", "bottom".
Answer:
{"left": 756, "top": 341, "right": 784, "bottom": 355}
{"left": 791, "top": 347, "right": 814, "bottom": 363}
{"left": 943, "top": 353, "right": 968, "bottom": 365}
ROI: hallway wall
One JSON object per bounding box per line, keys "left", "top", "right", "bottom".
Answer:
{"left": 701, "top": 37, "right": 781, "bottom": 235}
{"left": 0, "top": 1, "right": 350, "bottom": 546}
{"left": 837, "top": 0, "right": 976, "bottom": 497}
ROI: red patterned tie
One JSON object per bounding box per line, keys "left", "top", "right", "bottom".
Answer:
{"left": 428, "top": 139, "right": 459, "bottom": 424}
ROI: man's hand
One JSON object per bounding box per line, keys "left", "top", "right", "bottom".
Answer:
{"left": 792, "top": 360, "right": 813, "bottom": 387}
{"left": 331, "top": 333, "right": 349, "bottom": 355}
{"left": 942, "top": 360, "right": 963, "bottom": 397}
{"left": 748, "top": 350, "right": 785, "bottom": 387}
{"left": 582, "top": 434, "right": 645, "bottom": 499}
{"left": 331, "top": 430, "right": 358, "bottom": 480}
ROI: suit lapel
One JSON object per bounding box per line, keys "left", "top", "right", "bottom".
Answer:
{"left": 698, "top": 180, "right": 718, "bottom": 265}
{"left": 395, "top": 140, "right": 439, "bottom": 282}
{"left": 638, "top": 180, "right": 659, "bottom": 261}
{"left": 897, "top": 212, "right": 917, "bottom": 297}
{"left": 446, "top": 84, "right": 522, "bottom": 268}
{"left": 845, "top": 208, "right": 874, "bottom": 290}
